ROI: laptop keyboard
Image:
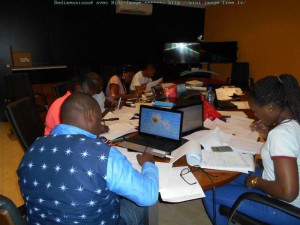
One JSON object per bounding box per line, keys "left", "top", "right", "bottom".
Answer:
{"left": 130, "top": 136, "right": 179, "bottom": 152}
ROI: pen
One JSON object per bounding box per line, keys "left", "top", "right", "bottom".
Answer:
{"left": 143, "top": 146, "right": 148, "bottom": 155}
{"left": 110, "top": 133, "right": 137, "bottom": 143}
{"left": 102, "top": 118, "right": 119, "bottom": 121}
{"left": 117, "top": 97, "right": 122, "bottom": 109}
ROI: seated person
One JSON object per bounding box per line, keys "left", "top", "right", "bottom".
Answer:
{"left": 17, "top": 93, "right": 159, "bottom": 225}
{"left": 106, "top": 65, "right": 139, "bottom": 105}
{"left": 129, "top": 64, "right": 156, "bottom": 92}
{"left": 203, "top": 74, "right": 300, "bottom": 225}
{"left": 44, "top": 72, "right": 104, "bottom": 135}
{"left": 90, "top": 72, "right": 106, "bottom": 113}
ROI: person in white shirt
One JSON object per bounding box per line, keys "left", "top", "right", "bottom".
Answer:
{"left": 88, "top": 73, "right": 105, "bottom": 113}
{"left": 203, "top": 74, "right": 300, "bottom": 225}
{"left": 106, "top": 65, "right": 140, "bottom": 105}
{"left": 130, "top": 64, "right": 156, "bottom": 92}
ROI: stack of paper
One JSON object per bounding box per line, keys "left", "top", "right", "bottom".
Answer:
{"left": 184, "top": 127, "right": 263, "bottom": 155}
{"left": 115, "top": 147, "right": 205, "bottom": 203}
{"left": 200, "top": 151, "right": 255, "bottom": 173}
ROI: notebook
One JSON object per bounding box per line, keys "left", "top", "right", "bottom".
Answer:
{"left": 119, "top": 105, "right": 185, "bottom": 156}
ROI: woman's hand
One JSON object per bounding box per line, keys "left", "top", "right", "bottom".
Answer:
{"left": 245, "top": 174, "right": 258, "bottom": 189}
{"left": 251, "top": 120, "right": 269, "bottom": 139}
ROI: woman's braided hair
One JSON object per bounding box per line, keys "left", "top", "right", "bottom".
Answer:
{"left": 249, "top": 74, "right": 300, "bottom": 124}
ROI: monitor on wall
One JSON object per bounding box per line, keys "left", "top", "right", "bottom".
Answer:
{"left": 163, "top": 41, "right": 238, "bottom": 64}
{"left": 163, "top": 43, "right": 200, "bottom": 64}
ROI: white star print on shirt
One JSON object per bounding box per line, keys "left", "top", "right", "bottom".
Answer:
{"left": 54, "top": 164, "right": 61, "bottom": 172}
{"left": 76, "top": 186, "right": 84, "bottom": 193}
{"left": 41, "top": 163, "right": 48, "bottom": 170}
{"left": 98, "top": 154, "right": 107, "bottom": 161}
{"left": 52, "top": 147, "right": 59, "bottom": 154}
{"left": 40, "top": 213, "right": 46, "bottom": 219}
{"left": 87, "top": 200, "right": 96, "bottom": 207}
{"left": 86, "top": 169, "right": 94, "bottom": 177}
{"left": 33, "top": 207, "right": 40, "bottom": 212}
{"left": 33, "top": 179, "right": 39, "bottom": 187}
{"left": 28, "top": 162, "right": 34, "bottom": 169}
{"left": 95, "top": 141, "right": 102, "bottom": 145}
{"left": 66, "top": 135, "right": 72, "bottom": 139}
{"left": 96, "top": 208, "right": 102, "bottom": 213}
{"left": 69, "top": 166, "right": 77, "bottom": 175}
{"left": 53, "top": 200, "right": 61, "bottom": 207}
{"left": 59, "top": 184, "right": 68, "bottom": 192}
{"left": 71, "top": 201, "right": 78, "bottom": 207}
{"left": 54, "top": 217, "right": 61, "bottom": 223}
{"left": 38, "top": 198, "right": 45, "bottom": 204}
{"left": 39, "top": 146, "right": 45, "bottom": 152}
{"left": 46, "top": 182, "right": 52, "bottom": 189}
{"left": 100, "top": 220, "right": 106, "bottom": 225}
{"left": 79, "top": 214, "right": 86, "bottom": 219}
{"left": 65, "top": 148, "right": 73, "bottom": 155}
{"left": 95, "top": 188, "right": 102, "bottom": 195}
{"left": 80, "top": 150, "right": 90, "bottom": 158}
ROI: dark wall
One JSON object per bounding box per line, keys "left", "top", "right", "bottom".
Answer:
{"left": 0, "top": 0, "right": 205, "bottom": 67}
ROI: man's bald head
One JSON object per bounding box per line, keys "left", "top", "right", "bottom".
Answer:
{"left": 61, "top": 93, "right": 102, "bottom": 135}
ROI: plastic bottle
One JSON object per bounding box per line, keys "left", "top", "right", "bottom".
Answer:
{"left": 206, "top": 87, "right": 215, "bottom": 105}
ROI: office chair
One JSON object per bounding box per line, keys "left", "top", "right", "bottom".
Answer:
{"left": 5, "top": 73, "right": 48, "bottom": 112}
{"left": 0, "top": 194, "right": 26, "bottom": 225}
{"left": 219, "top": 192, "right": 300, "bottom": 225}
{"left": 52, "top": 82, "right": 69, "bottom": 99}
{"left": 5, "top": 97, "right": 45, "bottom": 152}
{"left": 226, "top": 62, "right": 254, "bottom": 91}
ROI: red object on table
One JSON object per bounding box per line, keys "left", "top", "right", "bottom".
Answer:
{"left": 200, "top": 93, "right": 222, "bottom": 121}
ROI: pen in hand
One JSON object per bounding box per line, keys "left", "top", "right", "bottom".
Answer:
{"left": 143, "top": 146, "right": 148, "bottom": 155}
{"left": 102, "top": 118, "right": 119, "bottom": 122}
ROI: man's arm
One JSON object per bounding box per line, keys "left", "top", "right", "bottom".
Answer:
{"left": 106, "top": 147, "right": 159, "bottom": 206}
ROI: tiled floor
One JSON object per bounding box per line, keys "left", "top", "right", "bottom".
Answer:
{"left": 0, "top": 122, "right": 212, "bottom": 225}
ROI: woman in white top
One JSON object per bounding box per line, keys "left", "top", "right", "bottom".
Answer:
{"left": 106, "top": 65, "right": 139, "bottom": 105}
{"left": 203, "top": 74, "right": 300, "bottom": 225}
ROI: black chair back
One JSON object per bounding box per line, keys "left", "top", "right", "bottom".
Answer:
{"left": 5, "top": 73, "right": 34, "bottom": 102}
{"left": 5, "top": 97, "right": 44, "bottom": 152}
{"left": 0, "top": 194, "right": 26, "bottom": 225}
{"left": 52, "top": 82, "right": 69, "bottom": 99}
{"left": 230, "top": 62, "right": 251, "bottom": 90}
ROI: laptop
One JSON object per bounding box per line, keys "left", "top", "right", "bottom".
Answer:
{"left": 119, "top": 105, "right": 186, "bottom": 156}
{"left": 175, "top": 102, "right": 204, "bottom": 136}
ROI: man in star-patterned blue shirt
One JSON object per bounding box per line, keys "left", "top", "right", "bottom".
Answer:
{"left": 17, "top": 93, "right": 159, "bottom": 225}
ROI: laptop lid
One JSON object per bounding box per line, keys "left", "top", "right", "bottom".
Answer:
{"left": 175, "top": 103, "right": 204, "bottom": 135}
{"left": 138, "top": 105, "right": 183, "bottom": 142}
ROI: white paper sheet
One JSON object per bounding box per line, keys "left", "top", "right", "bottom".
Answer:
{"left": 145, "top": 78, "right": 163, "bottom": 92}
{"left": 101, "top": 123, "right": 136, "bottom": 140}
{"left": 159, "top": 166, "right": 205, "bottom": 202}
{"left": 215, "top": 87, "right": 243, "bottom": 100}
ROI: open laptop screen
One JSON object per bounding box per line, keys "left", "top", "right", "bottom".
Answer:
{"left": 139, "top": 106, "right": 183, "bottom": 141}
{"left": 178, "top": 104, "right": 203, "bottom": 134}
